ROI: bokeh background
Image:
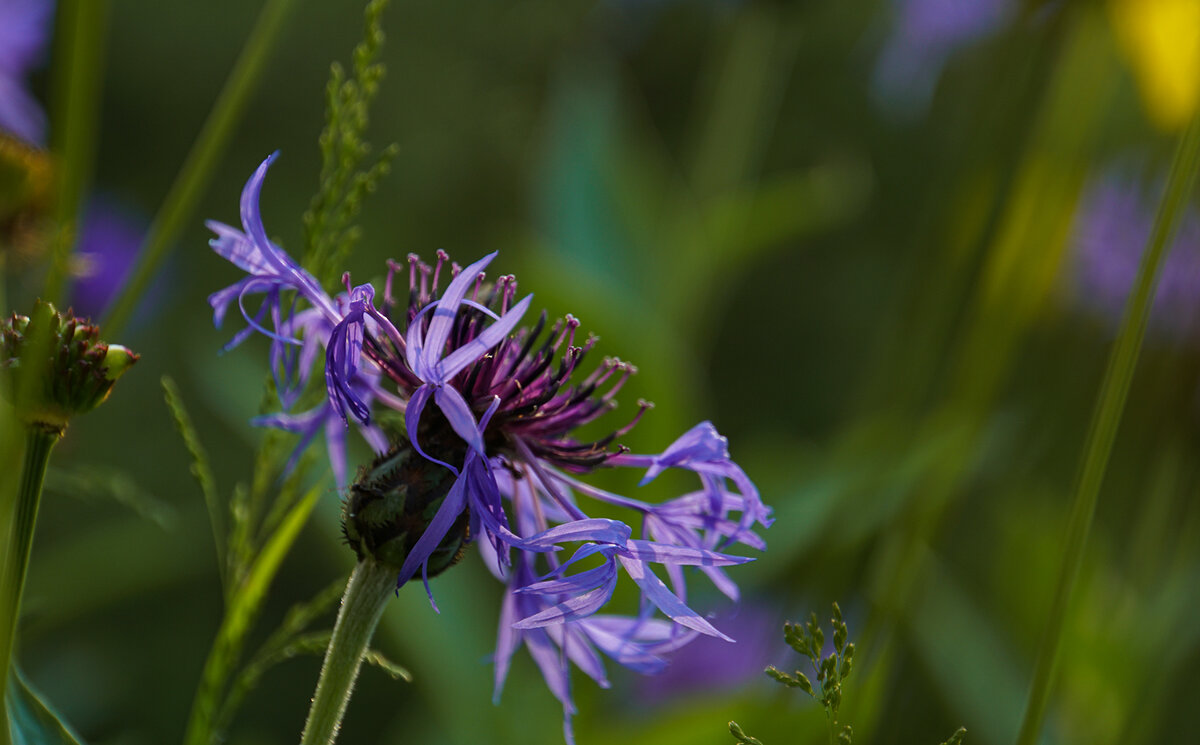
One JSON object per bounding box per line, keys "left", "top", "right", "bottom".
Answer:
{"left": 6, "top": 0, "right": 1200, "bottom": 743}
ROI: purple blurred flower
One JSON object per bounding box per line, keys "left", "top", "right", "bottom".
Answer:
{"left": 209, "top": 154, "right": 773, "bottom": 742}
{"left": 0, "top": 0, "right": 55, "bottom": 145}
{"left": 68, "top": 198, "right": 148, "bottom": 320}
{"left": 872, "top": 0, "right": 1014, "bottom": 114}
{"left": 1069, "top": 172, "right": 1200, "bottom": 341}
{"left": 636, "top": 602, "right": 783, "bottom": 704}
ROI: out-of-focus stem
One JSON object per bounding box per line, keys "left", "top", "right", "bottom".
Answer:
{"left": 0, "top": 427, "right": 60, "bottom": 738}
{"left": 102, "top": 0, "right": 298, "bottom": 337}
{"left": 1013, "top": 107, "right": 1200, "bottom": 745}
{"left": 42, "top": 0, "right": 109, "bottom": 304}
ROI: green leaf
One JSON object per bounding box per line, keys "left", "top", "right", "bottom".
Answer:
{"left": 362, "top": 646, "right": 413, "bottom": 683}
{"left": 909, "top": 558, "right": 1025, "bottom": 745}
{"left": 161, "top": 376, "right": 225, "bottom": 585}
{"left": 182, "top": 482, "right": 324, "bottom": 745}
{"left": 6, "top": 666, "right": 86, "bottom": 745}
{"left": 44, "top": 464, "right": 176, "bottom": 529}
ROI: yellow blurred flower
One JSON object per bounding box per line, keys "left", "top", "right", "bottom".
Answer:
{"left": 1110, "top": 0, "right": 1200, "bottom": 130}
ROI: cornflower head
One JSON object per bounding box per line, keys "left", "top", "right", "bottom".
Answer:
{"left": 209, "top": 154, "right": 772, "bottom": 742}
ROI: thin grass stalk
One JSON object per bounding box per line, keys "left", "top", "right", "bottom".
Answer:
{"left": 42, "top": 0, "right": 109, "bottom": 304}
{"left": 1013, "top": 108, "right": 1200, "bottom": 745}
{"left": 102, "top": 0, "right": 298, "bottom": 337}
{"left": 0, "top": 428, "right": 60, "bottom": 741}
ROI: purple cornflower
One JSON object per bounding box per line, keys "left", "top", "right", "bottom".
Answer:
{"left": 0, "top": 0, "right": 55, "bottom": 145}
{"left": 1068, "top": 171, "right": 1200, "bottom": 341}
{"left": 872, "top": 0, "right": 1014, "bottom": 114}
{"left": 208, "top": 154, "right": 772, "bottom": 742}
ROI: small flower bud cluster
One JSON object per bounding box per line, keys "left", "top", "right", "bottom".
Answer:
{"left": 0, "top": 300, "right": 138, "bottom": 433}
{"left": 766, "top": 603, "right": 855, "bottom": 735}
{"left": 730, "top": 605, "right": 967, "bottom": 745}
{"left": 727, "top": 721, "right": 763, "bottom": 745}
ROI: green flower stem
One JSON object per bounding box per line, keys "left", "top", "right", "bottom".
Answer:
{"left": 42, "top": 0, "right": 109, "bottom": 305}
{"left": 0, "top": 427, "right": 60, "bottom": 733}
{"left": 299, "top": 559, "right": 395, "bottom": 745}
{"left": 1014, "top": 110, "right": 1200, "bottom": 745}
{"left": 102, "top": 0, "right": 298, "bottom": 337}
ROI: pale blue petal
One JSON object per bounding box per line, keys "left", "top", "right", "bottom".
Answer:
{"left": 434, "top": 383, "right": 485, "bottom": 455}
{"left": 492, "top": 590, "right": 521, "bottom": 703}
{"left": 405, "top": 384, "right": 459, "bottom": 474}
{"left": 521, "top": 519, "right": 631, "bottom": 549}
{"left": 640, "top": 421, "right": 729, "bottom": 485}
{"left": 395, "top": 471, "right": 468, "bottom": 593}
{"left": 617, "top": 556, "right": 732, "bottom": 641}
{"left": 518, "top": 561, "right": 617, "bottom": 597}
{"left": 512, "top": 572, "right": 619, "bottom": 629}
{"left": 419, "top": 251, "right": 497, "bottom": 375}
{"left": 618, "top": 539, "right": 753, "bottom": 567}
{"left": 524, "top": 627, "right": 575, "bottom": 713}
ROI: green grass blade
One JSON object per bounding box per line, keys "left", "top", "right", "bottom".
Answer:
{"left": 213, "top": 579, "right": 345, "bottom": 738}
{"left": 6, "top": 666, "right": 86, "bottom": 745}
{"left": 1013, "top": 107, "right": 1200, "bottom": 745}
{"left": 102, "top": 0, "right": 299, "bottom": 337}
{"left": 160, "top": 376, "right": 225, "bottom": 587}
{"left": 182, "top": 481, "right": 323, "bottom": 745}
{"left": 42, "top": 0, "right": 108, "bottom": 305}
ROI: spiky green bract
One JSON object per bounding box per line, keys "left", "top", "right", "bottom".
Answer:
{"left": 342, "top": 427, "right": 470, "bottom": 578}
{"left": 302, "top": 0, "right": 398, "bottom": 287}
{"left": 0, "top": 300, "right": 137, "bottom": 433}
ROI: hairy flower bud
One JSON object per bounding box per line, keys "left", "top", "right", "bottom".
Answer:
{"left": 0, "top": 300, "right": 138, "bottom": 432}
{"left": 342, "top": 427, "right": 470, "bottom": 579}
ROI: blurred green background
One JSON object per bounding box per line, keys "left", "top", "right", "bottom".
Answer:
{"left": 7, "top": 0, "right": 1200, "bottom": 743}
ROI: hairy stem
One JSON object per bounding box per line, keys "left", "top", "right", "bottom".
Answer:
{"left": 299, "top": 560, "right": 395, "bottom": 745}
